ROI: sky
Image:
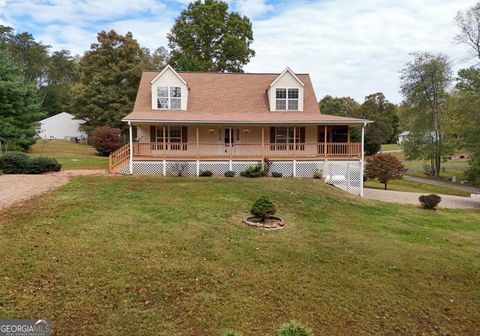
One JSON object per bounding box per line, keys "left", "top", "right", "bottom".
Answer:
{"left": 0, "top": 0, "right": 477, "bottom": 103}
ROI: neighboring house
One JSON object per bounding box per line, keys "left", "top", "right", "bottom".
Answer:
{"left": 110, "top": 66, "right": 371, "bottom": 195}
{"left": 397, "top": 131, "right": 410, "bottom": 144}
{"left": 37, "top": 112, "right": 87, "bottom": 140}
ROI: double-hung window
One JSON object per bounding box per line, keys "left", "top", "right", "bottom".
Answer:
{"left": 276, "top": 88, "right": 299, "bottom": 111}
{"left": 157, "top": 86, "right": 182, "bottom": 109}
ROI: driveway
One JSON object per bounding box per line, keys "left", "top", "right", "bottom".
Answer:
{"left": 0, "top": 170, "right": 109, "bottom": 211}
{"left": 364, "top": 188, "right": 480, "bottom": 209}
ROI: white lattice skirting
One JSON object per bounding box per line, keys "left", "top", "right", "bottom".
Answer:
{"left": 118, "top": 160, "right": 362, "bottom": 195}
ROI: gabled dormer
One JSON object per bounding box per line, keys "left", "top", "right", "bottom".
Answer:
{"left": 151, "top": 65, "right": 188, "bottom": 110}
{"left": 268, "top": 67, "right": 305, "bottom": 112}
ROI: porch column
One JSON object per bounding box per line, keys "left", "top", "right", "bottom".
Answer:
{"left": 162, "top": 125, "right": 166, "bottom": 176}
{"left": 261, "top": 127, "right": 265, "bottom": 163}
{"left": 229, "top": 128, "right": 233, "bottom": 168}
{"left": 293, "top": 126, "right": 297, "bottom": 177}
{"left": 360, "top": 123, "right": 366, "bottom": 197}
{"left": 196, "top": 126, "right": 200, "bottom": 177}
{"left": 128, "top": 121, "right": 133, "bottom": 174}
{"left": 324, "top": 125, "right": 327, "bottom": 159}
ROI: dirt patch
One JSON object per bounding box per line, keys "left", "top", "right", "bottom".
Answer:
{"left": 0, "top": 170, "right": 109, "bottom": 211}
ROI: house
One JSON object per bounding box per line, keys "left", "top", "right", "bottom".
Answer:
{"left": 397, "top": 131, "right": 410, "bottom": 144}
{"left": 110, "top": 66, "right": 371, "bottom": 195}
{"left": 37, "top": 112, "right": 87, "bottom": 140}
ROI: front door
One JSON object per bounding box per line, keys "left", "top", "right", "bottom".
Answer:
{"left": 223, "top": 128, "right": 240, "bottom": 155}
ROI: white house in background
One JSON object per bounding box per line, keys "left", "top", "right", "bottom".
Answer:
{"left": 397, "top": 131, "right": 410, "bottom": 144}
{"left": 37, "top": 112, "right": 87, "bottom": 140}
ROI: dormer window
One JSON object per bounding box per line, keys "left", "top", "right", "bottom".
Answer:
{"left": 157, "top": 86, "right": 182, "bottom": 109}
{"left": 276, "top": 88, "right": 299, "bottom": 111}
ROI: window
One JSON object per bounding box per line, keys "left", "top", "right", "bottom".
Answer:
{"left": 271, "top": 127, "right": 305, "bottom": 151}
{"left": 274, "top": 127, "right": 300, "bottom": 144}
{"left": 276, "top": 88, "right": 299, "bottom": 111}
{"left": 157, "top": 86, "right": 182, "bottom": 109}
{"left": 154, "top": 126, "right": 187, "bottom": 150}
{"left": 155, "top": 126, "right": 183, "bottom": 142}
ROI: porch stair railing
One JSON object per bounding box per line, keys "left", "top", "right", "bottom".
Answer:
{"left": 109, "top": 144, "right": 130, "bottom": 173}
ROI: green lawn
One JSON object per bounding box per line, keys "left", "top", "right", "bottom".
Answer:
{"left": 381, "top": 144, "right": 402, "bottom": 151}
{"left": 0, "top": 177, "right": 479, "bottom": 335}
{"left": 364, "top": 179, "right": 471, "bottom": 197}
{"left": 29, "top": 139, "right": 108, "bottom": 170}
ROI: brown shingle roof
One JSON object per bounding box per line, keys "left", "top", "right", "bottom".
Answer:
{"left": 123, "top": 71, "right": 369, "bottom": 125}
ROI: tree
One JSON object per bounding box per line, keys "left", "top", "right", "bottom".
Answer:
{"left": 449, "top": 67, "right": 480, "bottom": 185}
{"left": 365, "top": 153, "right": 406, "bottom": 190}
{"left": 454, "top": 2, "right": 480, "bottom": 60}
{"left": 319, "top": 95, "right": 359, "bottom": 117}
{"left": 41, "top": 50, "right": 78, "bottom": 116}
{"left": 347, "top": 92, "right": 399, "bottom": 155}
{"left": 400, "top": 52, "right": 453, "bottom": 177}
{"left": 168, "top": 0, "right": 255, "bottom": 72}
{"left": 140, "top": 46, "right": 169, "bottom": 70}
{"left": 0, "top": 51, "right": 42, "bottom": 151}
{"left": 90, "top": 126, "right": 122, "bottom": 156}
{"left": 70, "top": 30, "right": 145, "bottom": 132}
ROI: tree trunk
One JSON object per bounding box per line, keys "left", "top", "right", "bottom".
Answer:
{"left": 384, "top": 181, "right": 387, "bottom": 190}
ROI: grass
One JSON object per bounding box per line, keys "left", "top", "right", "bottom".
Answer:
{"left": 380, "top": 144, "right": 402, "bottom": 151}
{"left": 0, "top": 177, "right": 479, "bottom": 335}
{"left": 29, "top": 139, "right": 108, "bottom": 170}
{"left": 364, "top": 178, "right": 471, "bottom": 197}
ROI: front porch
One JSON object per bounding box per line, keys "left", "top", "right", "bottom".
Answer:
{"left": 110, "top": 124, "right": 363, "bottom": 172}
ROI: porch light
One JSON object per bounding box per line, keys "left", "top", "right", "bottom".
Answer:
{"left": 243, "top": 128, "right": 249, "bottom": 134}
{"left": 209, "top": 128, "right": 214, "bottom": 134}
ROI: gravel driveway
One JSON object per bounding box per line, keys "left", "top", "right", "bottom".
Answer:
{"left": 0, "top": 170, "right": 108, "bottom": 211}
{"left": 364, "top": 188, "right": 480, "bottom": 209}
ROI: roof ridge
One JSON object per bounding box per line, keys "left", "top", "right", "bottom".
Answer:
{"left": 142, "top": 70, "right": 310, "bottom": 75}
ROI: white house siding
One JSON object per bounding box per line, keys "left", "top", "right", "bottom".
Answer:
{"left": 38, "top": 112, "right": 86, "bottom": 140}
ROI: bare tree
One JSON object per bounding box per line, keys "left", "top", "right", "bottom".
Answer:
{"left": 455, "top": 2, "right": 480, "bottom": 60}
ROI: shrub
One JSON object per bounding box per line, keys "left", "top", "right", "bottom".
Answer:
{"left": 0, "top": 152, "right": 62, "bottom": 174}
{"left": 25, "top": 157, "right": 61, "bottom": 174}
{"left": 0, "top": 152, "right": 30, "bottom": 174}
{"left": 199, "top": 169, "right": 213, "bottom": 177}
{"left": 365, "top": 153, "right": 406, "bottom": 190}
{"left": 250, "top": 196, "right": 276, "bottom": 221}
{"left": 419, "top": 194, "right": 441, "bottom": 210}
{"left": 91, "top": 126, "right": 122, "bottom": 156}
{"left": 224, "top": 170, "right": 236, "bottom": 177}
{"left": 365, "top": 143, "right": 381, "bottom": 155}
{"left": 242, "top": 163, "right": 263, "bottom": 178}
{"left": 271, "top": 171, "right": 282, "bottom": 178}
{"left": 277, "top": 320, "right": 313, "bottom": 336}
{"left": 313, "top": 169, "right": 323, "bottom": 179}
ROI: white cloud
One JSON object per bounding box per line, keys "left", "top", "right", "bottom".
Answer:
{"left": 245, "top": 0, "right": 478, "bottom": 103}
{"left": 1, "top": 0, "right": 477, "bottom": 103}
{"left": 235, "top": 0, "right": 274, "bottom": 17}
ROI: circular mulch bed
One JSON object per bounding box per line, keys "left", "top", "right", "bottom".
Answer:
{"left": 242, "top": 215, "right": 285, "bottom": 229}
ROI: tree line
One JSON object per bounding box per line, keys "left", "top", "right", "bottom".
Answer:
{"left": 0, "top": 0, "right": 254, "bottom": 150}
{"left": 319, "top": 2, "right": 480, "bottom": 185}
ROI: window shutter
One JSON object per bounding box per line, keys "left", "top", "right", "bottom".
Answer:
{"left": 182, "top": 126, "right": 188, "bottom": 142}
{"left": 299, "top": 127, "right": 306, "bottom": 143}
{"left": 150, "top": 126, "right": 156, "bottom": 142}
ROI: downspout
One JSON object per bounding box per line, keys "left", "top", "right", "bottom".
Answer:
{"left": 129, "top": 121, "right": 133, "bottom": 175}
{"left": 360, "top": 122, "right": 366, "bottom": 197}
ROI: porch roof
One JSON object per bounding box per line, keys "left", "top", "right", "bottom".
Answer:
{"left": 123, "top": 71, "right": 370, "bottom": 125}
